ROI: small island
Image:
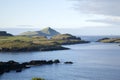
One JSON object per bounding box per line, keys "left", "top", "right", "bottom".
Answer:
{"left": 0, "top": 27, "right": 89, "bottom": 52}
{"left": 97, "top": 38, "right": 120, "bottom": 43}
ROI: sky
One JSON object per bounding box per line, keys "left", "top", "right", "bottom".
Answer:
{"left": 0, "top": 0, "right": 120, "bottom": 35}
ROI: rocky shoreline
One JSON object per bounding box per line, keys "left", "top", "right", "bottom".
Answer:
{"left": 0, "top": 60, "right": 73, "bottom": 75}
{"left": 0, "top": 45, "right": 69, "bottom": 52}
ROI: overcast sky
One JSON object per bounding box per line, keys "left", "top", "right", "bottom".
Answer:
{"left": 75, "top": 0, "right": 120, "bottom": 25}
{"left": 0, "top": 0, "right": 120, "bottom": 35}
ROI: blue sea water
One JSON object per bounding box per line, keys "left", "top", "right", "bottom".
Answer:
{"left": 0, "top": 36, "right": 120, "bottom": 80}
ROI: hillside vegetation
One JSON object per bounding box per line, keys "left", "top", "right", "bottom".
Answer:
{"left": 51, "top": 34, "right": 89, "bottom": 45}
{"left": 0, "top": 36, "right": 67, "bottom": 52}
{"left": 98, "top": 38, "right": 120, "bottom": 43}
{"left": 0, "top": 34, "right": 89, "bottom": 52}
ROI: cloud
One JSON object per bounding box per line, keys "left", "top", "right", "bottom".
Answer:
{"left": 86, "top": 18, "right": 120, "bottom": 25}
{"left": 74, "top": 0, "right": 120, "bottom": 17}
{"left": 87, "top": 16, "right": 120, "bottom": 25}
{"left": 0, "top": 25, "right": 35, "bottom": 28}
{"left": 16, "top": 25, "right": 34, "bottom": 28}
{"left": 72, "top": 0, "right": 120, "bottom": 26}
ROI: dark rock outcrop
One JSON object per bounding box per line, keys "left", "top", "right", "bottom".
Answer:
{"left": 0, "top": 59, "right": 73, "bottom": 75}
{"left": 0, "top": 45, "right": 69, "bottom": 52}
{"left": 0, "top": 60, "right": 24, "bottom": 74}
{"left": 0, "top": 59, "right": 61, "bottom": 75}
{"left": 53, "top": 59, "right": 60, "bottom": 63}
{"left": 0, "top": 31, "right": 13, "bottom": 36}
{"left": 64, "top": 61, "right": 73, "bottom": 64}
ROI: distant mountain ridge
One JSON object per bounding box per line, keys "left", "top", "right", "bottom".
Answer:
{"left": 19, "top": 27, "right": 60, "bottom": 36}
{"left": 0, "top": 31, "right": 13, "bottom": 36}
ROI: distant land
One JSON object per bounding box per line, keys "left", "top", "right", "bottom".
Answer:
{"left": 1, "top": 27, "right": 120, "bottom": 36}
{"left": 19, "top": 27, "right": 60, "bottom": 37}
{"left": 0, "top": 27, "right": 89, "bottom": 52}
{"left": 0, "top": 31, "right": 13, "bottom": 36}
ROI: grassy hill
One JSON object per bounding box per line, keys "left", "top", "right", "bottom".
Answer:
{"left": 0, "top": 34, "right": 89, "bottom": 52}
{"left": 98, "top": 38, "right": 120, "bottom": 43}
{"left": 41, "top": 27, "right": 60, "bottom": 36}
{"left": 0, "top": 36, "right": 67, "bottom": 52}
{"left": 19, "top": 27, "right": 60, "bottom": 37}
{"left": 51, "top": 34, "right": 90, "bottom": 45}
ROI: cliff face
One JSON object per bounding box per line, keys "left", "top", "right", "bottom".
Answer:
{"left": 0, "top": 31, "right": 13, "bottom": 36}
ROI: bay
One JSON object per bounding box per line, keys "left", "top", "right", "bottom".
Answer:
{"left": 0, "top": 42, "right": 120, "bottom": 80}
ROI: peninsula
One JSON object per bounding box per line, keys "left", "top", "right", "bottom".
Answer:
{"left": 0, "top": 27, "right": 89, "bottom": 52}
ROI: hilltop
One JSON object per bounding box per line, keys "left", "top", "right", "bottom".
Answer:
{"left": 19, "top": 27, "right": 60, "bottom": 37}
{"left": 41, "top": 27, "right": 60, "bottom": 36}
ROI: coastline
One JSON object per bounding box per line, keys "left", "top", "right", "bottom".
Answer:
{"left": 0, "top": 34, "right": 89, "bottom": 52}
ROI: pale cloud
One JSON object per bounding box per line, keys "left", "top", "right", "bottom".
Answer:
{"left": 74, "top": 0, "right": 120, "bottom": 17}
{"left": 0, "top": 25, "right": 35, "bottom": 28}
{"left": 16, "top": 25, "right": 34, "bottom": 28}
{"left": 73, "top": 0, "right": 120, "bottom": 26}
{"left": 87, "top": 15, "right": 120, "bottom": 25}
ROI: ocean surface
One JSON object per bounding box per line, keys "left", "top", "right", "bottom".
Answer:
{"left": 0, "top": 36, "right": 120, "bottom": 80}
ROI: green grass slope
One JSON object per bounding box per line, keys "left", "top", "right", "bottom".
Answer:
{"left": 19, "top": 27, "right": 60, "bottom": 37}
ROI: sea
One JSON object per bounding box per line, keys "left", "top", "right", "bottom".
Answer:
{"left": 0, "top": 36, "right": 120, "bottom": 80}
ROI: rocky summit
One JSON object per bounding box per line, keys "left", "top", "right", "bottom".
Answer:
{"left": 19, "top": 27, "right": 60, "bottom": 37}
